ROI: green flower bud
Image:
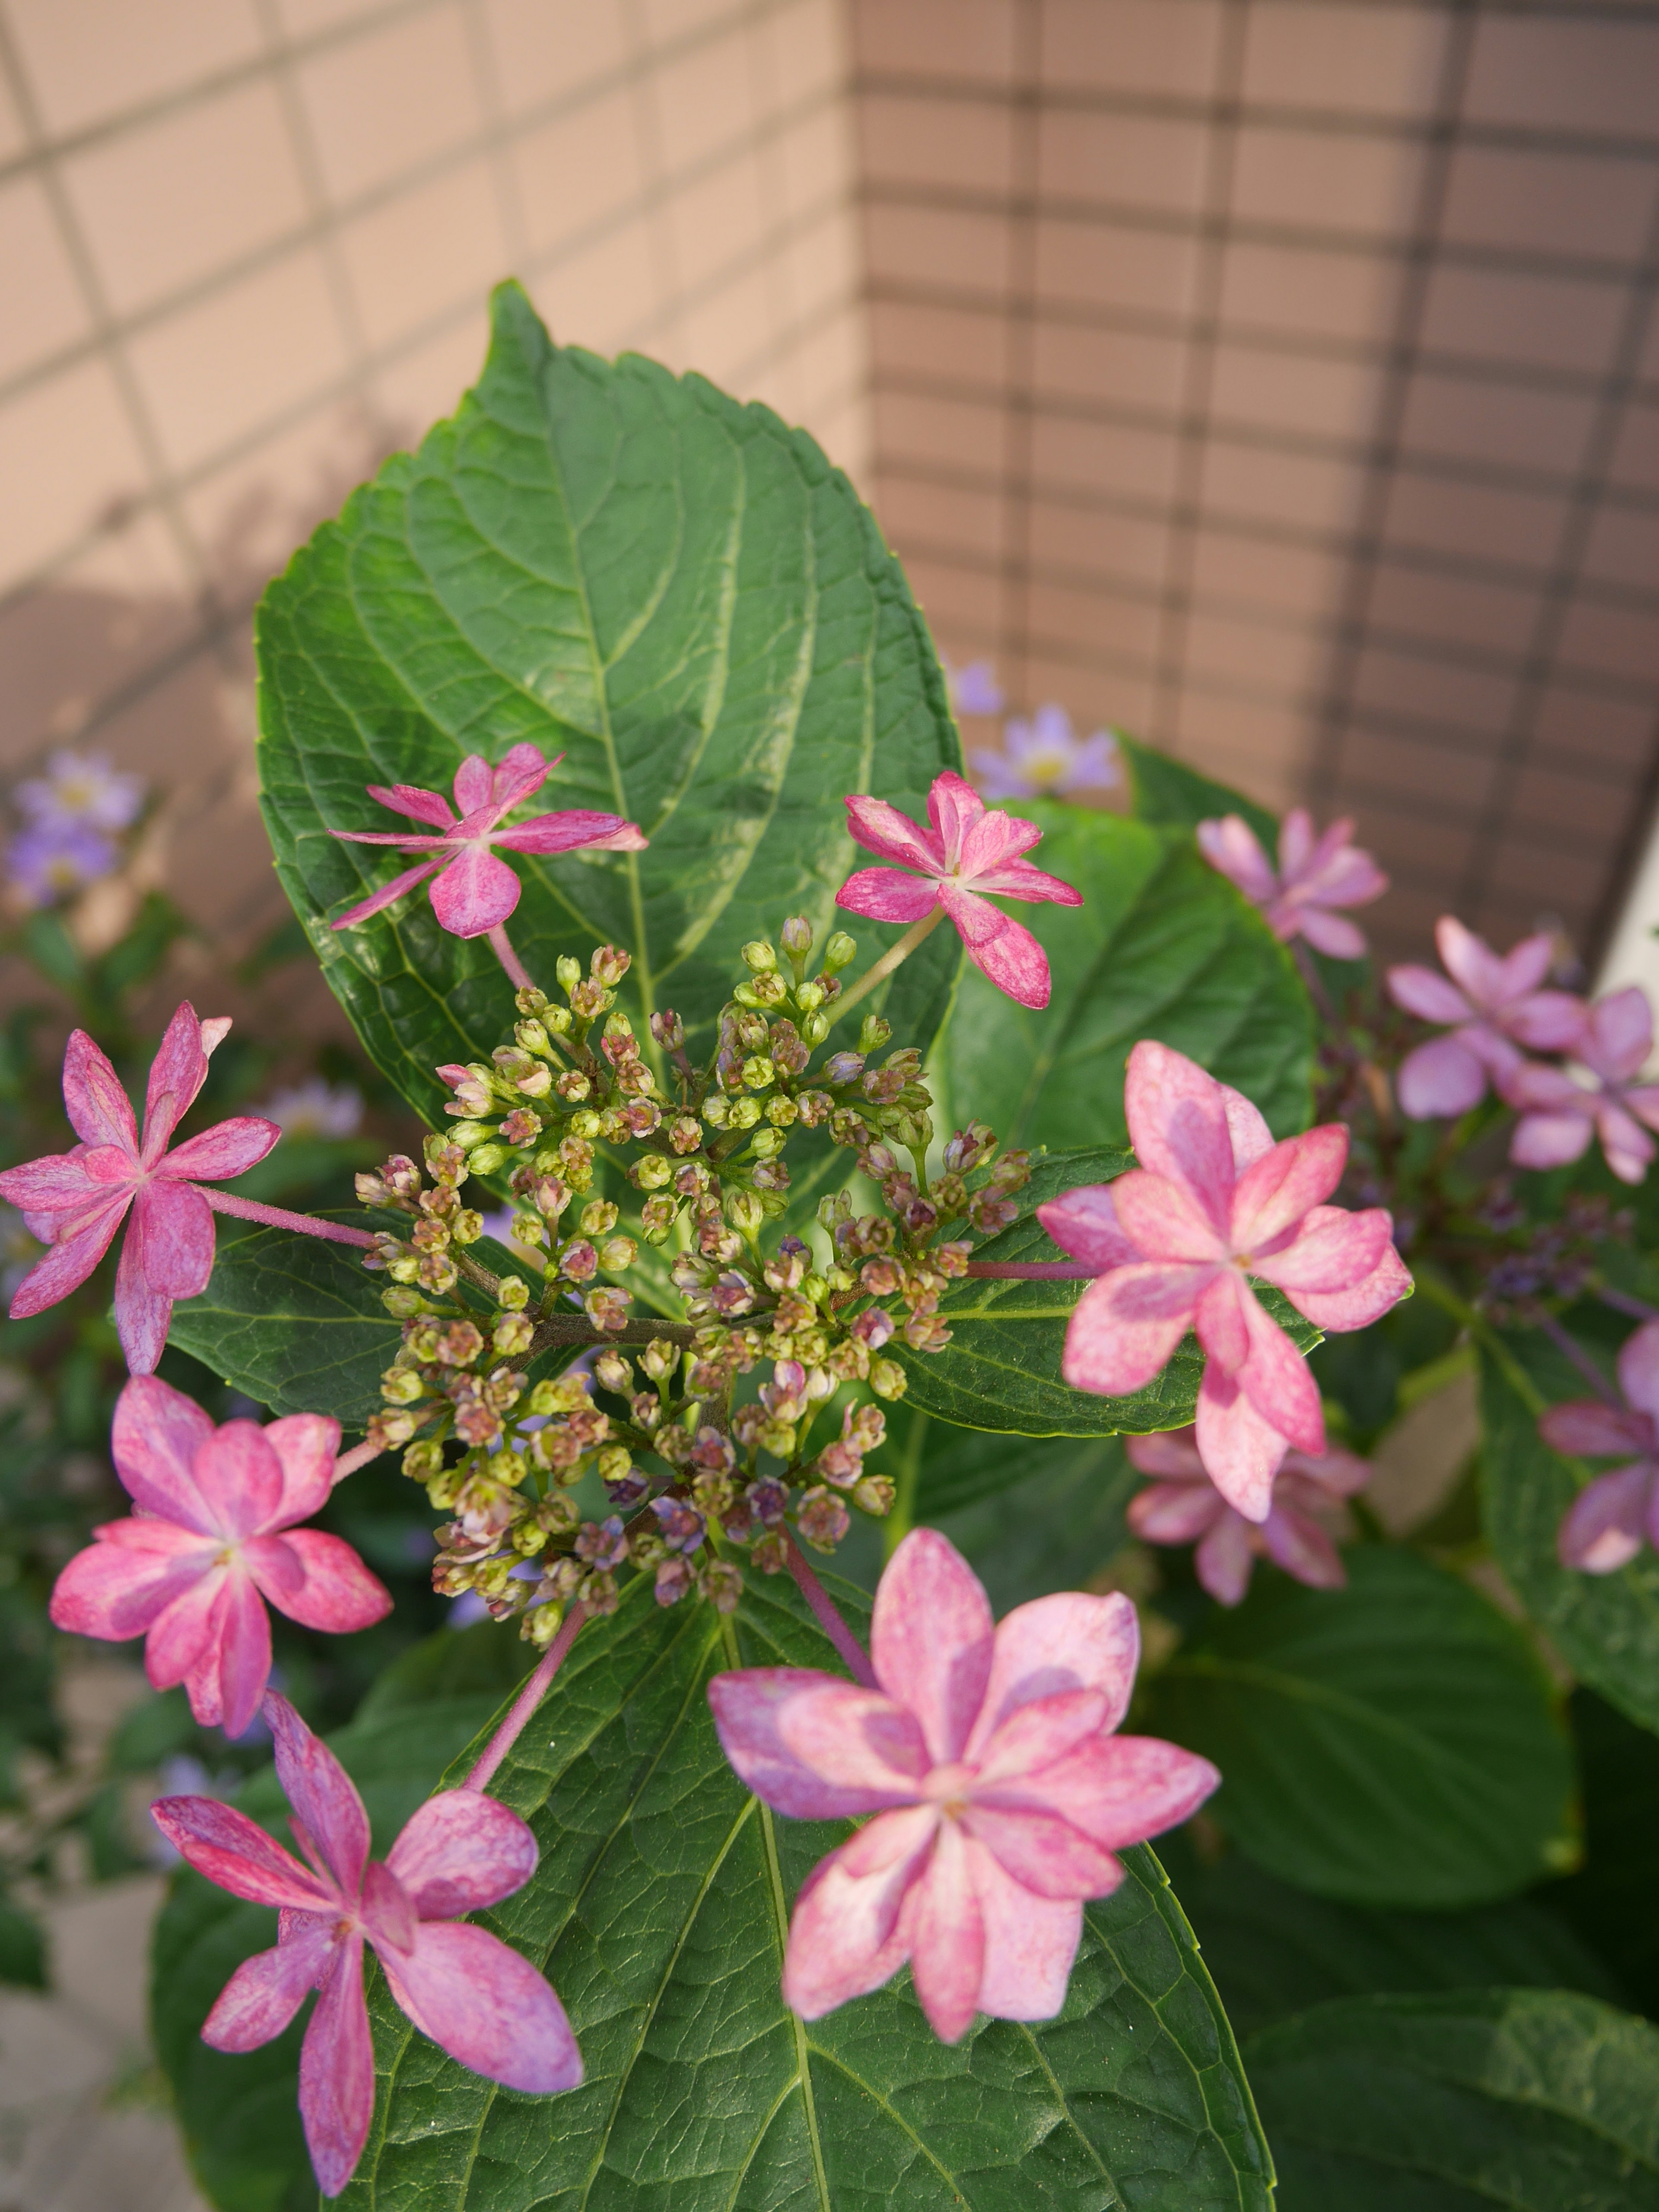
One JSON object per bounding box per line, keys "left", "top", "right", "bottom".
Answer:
{"left": 380, "top": 1367, "right": 426, "bottom": 1406}
{"left": 515, "top": 985, "right": 550, "bottom": 1017}
{"left": 728, "top": 1189, "right": 766, "bottom": 1236}
{"left": 522, "top": 1600, "right": 566, "bottom": 1648}
{"left": 741, "top": 1055, "right": 775, "bottom": 1091}
{"left": 380, "top": 1285, "right": 429, "bottom": 1319}
{"left": 801, "top": 1013, "right": 831, "bottom": 1046}
{"left": 780, "top": 915, "right": 813, "bottom": 957}
{"left": 569, "top": 1109, "right": 603, "bottom": 1140}
{"left": 631, "top": 1152, "right": 672, "bottom": 1190}
{"left": 728, "top": 1096, "right": 762, "bottom": 1130}
{"left": 858, "top": 1015, "right": 892, "bottom": 1053}
{"left": 795, "top": 979, "right": 825, "bottom": 1012}
{"left": 556, "top": 955, "right": 583, "bottom": 993}
{"left": 509, "top": 1210, "right": 546, "bottom": 1246}
{"left": 493, "top": 1313, "right": 534, "bottom": 1356}
{"left": 748, "top": 1125, "right": 783, "bottom": 1160}
{"left": 823, "top": 931, "right": 858, "bottom": 972}
{"left": 468, "top": 1141, "right": 509, "bottom": 1176}
{"left": 402, "top": 1439, "right": 445, "bottom": 1483}
{"left": 450, "top": 1208, "right": 485, "bottom": 1245}
{"left": 869, "top": 1357, "right": 908, "bottom": 1401}
{"left": 515, "top": 1018, "right": 553, "bottom": 1056}
{"left": 497, "top": 1274, "right": 531, "bottom": 1312}
{"left": 446, "top": 1121, "right": 496, "bottom": 1150}
{"left": 741, "top": 940, "right": 777, "bottom": 973}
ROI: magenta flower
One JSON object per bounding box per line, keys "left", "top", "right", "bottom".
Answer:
{"left": 50, "top": 1377, "right": 390, "bottom": 1736}
{"left": 1125, "top": 1425, "right": 1370, "bottom": 1606}
{"left": 1038, "top": 1042, "right": 1409, "bottom": 1519}
{"left": 328, "top": 742, "right": 646, "bottom": 939}
{"left": 1501, "top": 985, "right": 1659, "bottom": 1187}
{"left": 1541, "top": 1319, "right": 1659, "bottom": 1573}
{"left": 0, "top": 1003, "right": 280, "bottom": 1373}
{"left": 834, "top": 770, "right": 1082, "bottom": 1010}
{"left": 153, "top": 1693, "right": 580, "bottom": 2197}
{"left": 1196, "top": 808, "right": 1386, "bottom": 959}
{"left": 708, "top": 1528, "right": 1216, "bottom": 2044}
{"left": 1387, "top": 918, "right": 1583, "bottom": 1120}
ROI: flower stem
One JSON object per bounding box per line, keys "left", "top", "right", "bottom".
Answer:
{"left": 1599, "top": 1284, "right": 1659, "bottom": 1324}
{"left": 784, "top": 1528, "right": 877, "bottom": 1687}
{"left": 1527, "top": 1302, "right": 1621, "bottom": 1405}
{"left": 461, "top": 1603, "right": 588, "bottom": 1793}
{"left": 331, "top": 1439, "right": 381, "bottom": 1484}
{"left": 486, "top": 921, "right": 534, "bottom": 992}
{"left": 822, "top": 906, "right": 945, "bottom": 1033}
{"left": 964, "top": 1259, "right": 1096, "bottom": 1279}
{"left": 201, "top": 1191, "right": 377, "bottom": 1247}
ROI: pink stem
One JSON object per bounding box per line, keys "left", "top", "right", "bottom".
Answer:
{"left": 331, "top": 1439, "right": 381, "bottom": 1484}
{"left": 487, "top": 922, "right": 534, "bottom": 992}
{"left": 202, "top": 1190, "right": 377, "bottom": 1247}
{"left": 965, "top": 1259, "right": 1096, "bottom": 1279}
{"left": 462, "top": 1604, "right": 587, "bottom": 1792}
{"left": 785, "top": 1529, "right": 877, "bottom": 1687}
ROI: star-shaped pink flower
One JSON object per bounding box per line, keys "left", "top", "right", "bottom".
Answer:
{"left": 328, "top": 742, "right": 646, "bottom": 939}
{"left": 1541, "top": 1319, "right": 1659, "bottom": 1574}
{"left": 153, "top": 1693, "right": 581, "bottom": 2198}
{"left": 1196, "top": 808, "right": 1386, "bottom": 959}
{"left": 1501, "top": 985, "right": 1659, "bottom": 1186}
{"left": 1125, "top": 1425, "right": 1371, "bottom": 1605}
{"left": 709, "top": 1528, "right": 1217, "bottom": 2044}
{"left": 834, "top": 770, "right": 1081, "bottom": 1010}
{"left": 1387, "top": 918, "right": 1583, "bottom": 1119}
{"left": 50, "top": 1377, "right": 390, "bottom": 1736}
{"left": 1037, "top": 1042, "right": 1410, "bottom": 1518}
{"left": 0, "top": 1004, "right": 279, "bottom": 1373}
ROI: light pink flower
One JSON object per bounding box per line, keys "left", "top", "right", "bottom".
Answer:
{"left": 708, "top": 1528, "right": 1216, "bottom": 2044}
{"left": 834, "top": 770, "right": 1082, "bottom": 1010}
{"left": 1387, "top": 918, "right": 1583, "bottom": 1120}
{"left": 50, "top": 1377, "right": 390, "bottom": 1736}
{"left": 1541, "top": 1319, "right": 1659, "bottom": 1574}
{"left": 1501, "top": 985, "right": 1659, "bottom": 1187}
{"left": 1125, "top": 1425, "right": 1370, "bottom": 1605}
{"left": 152, "top": 1692, "right": 580, "bottom": 2197}
{"left": 1196, "top": 808, "right": 1387, "bottom": 959}
{"left": 0, "top": 1004, "right": 279, "bottom": 1373}
{"left": 1038, "top": 1042, "right": 1410, "bottom": 1519}
{"left": 328, "top": 742, "right": 646, "bottom": 939}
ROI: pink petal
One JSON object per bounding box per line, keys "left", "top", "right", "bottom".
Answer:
{"left": 133, "top": 1177, "right": 216, "bottom": 1296}
{"left": 1249, "top": 1206, "right": 1391, "bottom": 1298}
{"left": 203, "top": 1920, "right": 338, "bottom": 2052}
{"left": 1112, "top": 1169, "right": 1230, "bottom": 1264}
{"left": 906, "top": 1819, "right": 984, "bottom": 2042}
{"left": 1061, "top": 1264, "right": 1210, "bottom": 1397}
{"left": 49, "top": 1520, "right": 213, "bottom": 1641}
{"left": 386, "top": 1791, "right": 538, "bottom": 1918}
{"left": 1502, "top": 1058, "right": 1582, "bottom": 1111}
{"left": 781, "top": 1823, "right": 930, "bottom": 2019}
{"left": 925, "top": 771, "right": 985, "bottom": 868}
{"left": 61, "top": 1029, "right": 140, "bottom": 1153}
{"left": 1196, "top": 816, "right": 1277, "bottom": 905}
{"left": 1129, "top": 1480, "right": 1226, "bottom": 1547}
{"left": 249, "top": 1529, "right": 391, "bottom": 1633}
{"left": 1557, "top": 1464, "right": 1654, "bottom": 1573}
{"left": 360, "top": 1860, "right": 417, "bottom": 1957}
{"left": 1123, "top": 1428, "right": 1207, "bottom": 1481}
{"left": 936, "top": 886, "right": 1054, "bottom": 1010}
{"left": 140, "top": 1004, "right": 211, "bottom": 1165}
{"left": 833, "top": 866, "right": 941, "bottom": 924}
{"left": 956, "top": 803, "right": 1042, "bottom": 881}
{"left": 192, "top": 1421, "right": 285, "bottom": 1540}
{"left": 263, "top": 1413, "right": 342, "bottom": 1525}
{"left": 967, "top": 1589, "right": 1140, "bottom": 1754}
{"left": 871, "top": 1529, "right": 995, "bottom": 1765}
{"left": 163, "top": 1115, "right": 281, "bottom": 1183}
{"left": 1277, "top": 808, "right": 1316, "bottom": 879}
{"left": 0, "top": 1150, "right": 116, "bottom": 1215}
{"left": 1283, "top": 1228, "right": 1411, "bottom": 1333}
{"left": 1295, "top": 907, "right": 1369, "bottom": 960}
{"left": 1194, "top": 1364, "right": 1288, "bottom": 1520}
{"left": 379, "top": 1921, "right": 582, "bottom": 2094}
{"left": 6, "top": 1200, "right": 128, "bottom": 1319}
{"left": 267, "top": 1692, "right": 372, "bottom": 1901}
{"left": 1229, "top": 1127, "right": 1348, "bottom": 1253}
{"left": 1122, "top": 1041, "right": 1235, "bottom": 1233}
{"left": 1594, "top": 1098, "right": 1655, "bottom": 1185}
{"left": 329, "top": 828, "right": 455, "bottom": 849}
{"left": 1221, "top": 1085, "right": 1276, "bottom": 1171}
{"left": 300, "top": 1936, "right": 374, "bottom": 2199}
{"left": 1396, "top": 1033, "right": 1491, "bottom": 1119}
{"left": 203, "top": 1570, "right": 276, "bottom": 1739}
{"left": 708, "top": 1669, "right": 927, "bottom": 1819}
{"left": 1618, "top": 1322, "right": 1659, "bottom": 1426}
{"left": 1436, "top": 918, "right": 1509, "bottom": 1014}
{"left": 1510, "top": 1109, "right": 1594, "bottom": 1173}
{"left": 429, "top": 846, "right": 523, "bottom": 937}
{"left": 364, "top": 781, "right": 456, "bottom": 829}
{"left": 148, "top": 1795, "right": 333, "bottom": 1911}
{"left": 774, "top": 1683, "right": 932, "bottom": 1796}
{"left": 1281, "top": 1445, "right": 1373, "bottom": 1499}
{"left": 1582, "top": 987, "right": 1653, "bottom": 1084}
{"left": 1493, "top": 930, "right": 1556, "bottom": 1003}
{"left": 1387, "top": 963, "right": 1471, "bottom": 1026}
{"left": 1195, "top": 1271, "right": 1252, "bottom": 1376}
{"left": 331, "top": 856, "right": 444, "bottom": 929}
{"left": 843, "top": 794, "right": 945, "bottom": 874}
{"left": 1035, "top": 1184, "right": 1139, "bottom": 1271}
{"left": 486, "top": 741, "right": 556, "bottom": 812}
{"left": 1259, "top": 1503, "right": 1347, "bottom": 1589}
{"left": 111, "top": 1374, "right": 217, "bottom": 1526}
{"left": 1508, "top": 990, "right": 1586, "bottom": 1052}
{"left": 965, "top": 857, "right": 1083, "bottom": 907}
{"left": 143, "top": 1568, "right": 230, "bottom": 1702}
{"left": 453, "top": 754, "right": 501, "bottom": 815}
{"left": 1537, "top": 1401, "right": 1649, "bottom": 1459}
{"left": 961, "top": 1804, "right": 1121, "bottom": 1898}
{"left": 493, "top": 809, "right": 645, "bottom": 855}
{"left": 970, "top": 1845, "right": 1085, "bottom": 2019}
{"left": 971, "top": 1688, "right": 1112, "bottom": 1789}
{"left": 1194, "top": 1509, "right": 1256, "bottom": 1604}
{"left": 1237, "top": 1287, "right": 1324, "bottom": 1452}
{"left": 1013, "top": 1733, "right": 1220, "bottom": 1851}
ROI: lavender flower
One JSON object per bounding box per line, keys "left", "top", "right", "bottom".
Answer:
{"left": 257, "top": 1077, "right": 365, "bottom": 1140}
{"left": 974, "top": 705, "right": 1121, "bottom": 801}
{"left": 17, "top": 749, "right": 143, "bottom": 834}
{"left": 5, "top": 820, "right": 119, "bottom": 906}
{"left": 943, "top": 658, "right": 1005, "bottom": 717}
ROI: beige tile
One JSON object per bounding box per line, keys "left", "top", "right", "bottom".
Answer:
{"left": 1200, "top": 441, "right": 1367, "bottom": 537}
{"left": 870, "top": 298, "right": 1011, "bottom": 389}
{"left": 874, "top": 386, "right": 1009, "bottom": 475}
{"left": 768, "top": 0, "right": 847, "bottom": 109}
{"left": 182, "top": 400, "right": 389, "bottom": 593}
{"left": 1027, "top": 497, "right": 1168, "bottom": 585}
{"left": 1209, "top": 343, "right": 1385, "bottom": 442}
{"left": 0, "top": 175, "right": 88, "bottom": 385}
{"left": 667, "top": 147, "right": 768, "bottom": 295}
{"left": 652, "top": 24, "right": 753, "bottom": 176}
{"left": 1535, "top": 682, "right": 1656, "bottom": 773}
{"left": 1233, "top": 127, "right": 1424, "bottom": 240}
{"left": 1466, "top": 14, "right": 1659, "bottom": 138}
{"left": 1030, "top": 412, "right": 1178, "bottom": 504}
{"left": 1034, "top": 215, "right": 1198, "bottom": 319}
{"left": 865, "top": 201, "right": 1013, "bottom": 297}
{"left": 1241, "top": 3, "right": 1446, "bottom": 115}
{"left": 273, "top": 0, "right": 383, "bottom": 32}
{"left": 810, "top": 387, "right": 871, "bottom": 486}
{"left": 1581, "top": 504, "right": 1659, "bottom": 590}
{"left": 1027, "top": 578, "right": 1159, "bottom": 667}
{"left": 853, "top": 0, "right": 1017, "bottom": 84}
{"left": 1038, "top": 110, "right": 1208, "bottom": 215}
{"left": 1484, "top": 834, "right": 1605, "bottom": 915}
{"left": 480, "top": 0, "right": 629, "bottom": 115}
{"left": 1557, "top": 597, "right": 1659, "bottom": 686}
{"left": 860, "top": 92, "right": 1016, "bottom": 196}
{"left": 1351, "top": 643, "right": 1517, "bottom": 737}
{"left": 1182, "top": 608, "right": 1327, "bottom": 698}
{"left": 902, "top": 549, "right": 1006, "bottom": 633}
{"left": 1191, "top": 528, "right": 1342, "bottom": 620}
{"left": 790, "top": 203, "right": 859, "bottom": 322}
{"left": 6, "top": 0, "right": 261, "bottom": 138}
{"left": 1380, "top": 471, "right": 1565, "bottom": 569}
{"left": 1367, "top": 563, "right": 1539, "bottom": 657}
{"left": 642, "top": 0, "right": 738, "bottom": 38}
{"left": 1420, "top": 266, "right": 1626, "bottom": 378}
{"left": 1040, "top": 0, "right": 1222, "bottom": 98}
{"left": 339, "top": 158, "right": 506, "bottom": 353}
{"left": 1400, "top": 372, "right": 1597, "bottom": 477}
{"left": 1031, "top": 320, "right": 1183, "bottom": 412}
{"left": 878, "top": 472, "right": 1010, "bottom": 562}
{"left": 129, "top": 247, "right": 348, "bottom": 474}
{"left": 0, "top": 59, "right": 25, "bottom": 160}
{"left": 1509, "top": 761, "right": 1643, "bottom": 847}
{"left": 513, "top": 85, "right": 645, "bottom": 255}
{"left": 1442, "top": 146, "right": 1652, "bottom": 262}
{"left": 1336, "top": 788, "right": 1478, "bottom": 879}
{"left": 1176, "top": 694, "right": 1309, "bottom": 788}
{"left": 531, "top": 217, "right": 659, "bottom": 356}
{"left": 63, "top": 80, "right": 308, "bottom": 321}
{"left": 1220, "top": 238, "right": 1402, "bottom": 344}
{"left": 0, "top": 360, "right": 149, "bottom": 592}
{"left": 791, "top": 302, "right": 866, "bottom": 426}
{"left": 778, "top": 99, "right": 855, "bottom": 224}
{"left": 298, "top": 3, "right": 482, "bottom": 205}
{"left": 1610, "top": 404, "right": 1659, "bottom": 496}
{"left": 678, "top": 259, "right": 775, "bottom": 387}
{"left": 1021, "top": 651, "right": 1152, "bottom": 734}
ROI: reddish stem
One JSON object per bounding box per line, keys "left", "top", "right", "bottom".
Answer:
{"left": 487, "top": 922, "right": 534, "bottom": 992}
{"left": 331, "top": 1439, "right": 381, "bottom": 1484}
{"left": 785, "top": 1529, "right": 877, "bottom": 1687}
{"left": 462, "top": 1604, "right": 587, "bottom": 1792}
{"left": 202, "top": 1190, "right": 377, "bottom": 1247}
{"left": 965, "top": 1259, "right": 1095, "bottom": 1279}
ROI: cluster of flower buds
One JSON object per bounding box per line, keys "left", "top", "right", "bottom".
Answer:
{"left": 1473, "top": 1183, "right": 1633, "bottom": 1320}
{"left": 356, "top": 1133, "right": 486, "bottom": 1298}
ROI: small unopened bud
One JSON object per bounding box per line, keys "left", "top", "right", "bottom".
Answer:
{"left": 522, "top": 1600, "right": 566, "bottom": 1648}
{"left": 380, "top": 1285, "right": 429, "bottom": 1319}
{"left": 650, "top": 1007, "right": 686, "bottom": 1051}
{"left": 402, "top": 1439, "right": 445, "bottom": 1483}
{"left": 727, "top": 1189, "right": 765, "bottom": 1236}
{"left": 741, "top": 1055, "right": 775, "bottom": 1091}
{"left": 823, "top": 931, "right": 857, "bottom": 973}
{"left": 515, "top": 1019, "right": 552, "bottom": 1056}
{"left": 497, "top": 1275, "right": 531, "bottom": 1312}
{"left": 853, "top": 1474, "right": 895, "bottom": 1517}
{"left": 493, "top": 1313, "right": 534, "bottom": 1356}
{"left": 594, "top": 1351, "right": 633, "bottom": 1394}
{"left": 796, "top": 1485, "right": 850, "bottom": 1552}
{"left": 581, "top": 1199, "right": 620, "bottom": 1236}
{"left": 780, "top": 915, "right": 812, "bottom": 958}
{"left": 515, "top": 985, "right": 550, "bottom": 1017}
{"left": 869, "top": 1358, "right": 908, "bottom": 1401}
{"left": 640, "top": 1338, "right": 680, "bottom": 1383}
{"left": 801, "top": 1013, "right": 831, "bottom": 1046}
{"left": 468, "top": 1141, "right": 509, "bottom": 1176}
{"left": 591, "top": 945, "right": 630, "bottom": 986}
{"left": 857, "top": 1015, "right": 892, "bottom": 1053}
{"left": 585, "top": 1286, "right": 631, "bottom": 1332}
{"left": 629, "top": 1151, "right": 672, "bottom": 1191}
{"left": 741, "top": 940, "right": 777, "bottom": 973}
{"left": 556, "top": 955, "right": 583, "bottom": 993}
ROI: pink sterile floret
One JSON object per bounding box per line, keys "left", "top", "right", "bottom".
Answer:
{"left": 50, "top": 1376, "right": 390, "bottom": 1736}
{"left": 1500, "top": 985, "right": 1659, "bottom": 1188}
{"left": 1037, "top": 1041, "right": 1410, "bottom": 1520}
{"left": 1541, "top": 1318, "right": 1659, "bottom": 1574}
{"left": 1195, "top": 808, "right": 1387, "bottom": 960}
{"left": 1386, "top": 917, "right": 1584, "bottom": 1121}
{"left": 1125, "top": 1425, "right": 1371, "bottom": 1606}
{"left": 708, "top": 1527, "right": 1217, "bottom": 2045}
{"left": 834, "top": 770, "right": 1082, "bottom": 1011}
{"left": 152, "top": 1693, "right": 580, "bottom": 2199}
{"left": 328, "top": 741, "right": 646, "bottom": 940}
{"left": 0, "top": 1002, "right": 279, "bottom": 1374}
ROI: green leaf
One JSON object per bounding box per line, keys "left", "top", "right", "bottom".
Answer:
{"left": 256, "top": 281, "right": 963, "bottom": 1126}
{"left": 1147, "top": 1548, "right": 1577, "bottom": 1909}
{"left": 1244, "top": 1989, "right": 1659, "bottom": 2209}
{"left": 1119, "top": 734, "right": 1280, "bottom": 848}
{"left": 1548, "top": 1689, "right": 1659, "bottom": 2018}
{"left": 0, "top": 1891, "right": 46, "bottom": 1989}
{"left": 938, "top": 804, "right": 1313, "bottom": 1158}
{"left": 344, "top": 1570, "right": 1273, "bottom": 2210}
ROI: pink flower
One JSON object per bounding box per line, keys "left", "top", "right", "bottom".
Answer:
{"left": 834, "top": 770, "right": 1082, "bottom": 1010}
{"left": 1541, "top": 1319, "right": 1659, "bottom": 1573}
{"left": 708, "top": 1527, "right": 1217, "bottom": 2044}
{"left": 1196, "top": 808, "right": 1386, "bottom": 959}
{"left": 1387, "top": 918, "right": 1583, "bottom": 1120}
{"left": 0, "top": 1004, "right": 280, "bottom": 1373}
{"left": 1125, "top": 1425, "right": 1370, "bottom": 1605}
{"left": 1502, "top": 985, "right": 1659, "bottom": 1186}
{"left": 328, "top": 742, "right": 646, "bottom": 939}
{"left": 1037, "top": 1042, "right": 1410, "bottom": 1519}
{"left": 50, "top": 1377, "right": 391, "bottom": 1736}
{"left": 152, "top": 1693, "right": 580, "bottom": 2197}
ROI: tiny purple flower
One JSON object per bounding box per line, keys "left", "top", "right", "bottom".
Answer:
{"left": 973, "top": 705, "right": 1121, "bottom": 802}
{"left": 6, "top": 820, "right": 118, "bottom": 906}
{"left": 17, "top": 749, "right": 144, "bottom": 834}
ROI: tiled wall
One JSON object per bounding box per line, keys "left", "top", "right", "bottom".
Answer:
{"left": 0, "top": 0, "right": 865, "bottom": 963}
{"left": 855, "top": 0, "right": 1659, "bottom": 962}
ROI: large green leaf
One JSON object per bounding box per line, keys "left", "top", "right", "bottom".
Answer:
{"left": 1480, "top": 1329, "right": 1659, "bottom": 1736}
{"left": 257, "top": 282, "right": 962, "bottom": 1125}
{"left": 1548, "top": 1689, "right": 1659, "bottom": 2019}
{"left": 938, "top": 806, "right": 1314, "bottom": 1158}
{"left": 1245, "top": 1989, "right": 1659, "bottom": 2209}
{"left": 1118, "top": 735, "right": 1278, "bottom": 849}
{"left": 1147, "top": 1548, "right": 1576, "bottom": 1910}
{"left": 343, "top": 1568, "right": 1273, "bottom": 2211}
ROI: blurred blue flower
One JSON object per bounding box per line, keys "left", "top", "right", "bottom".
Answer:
{"left": 258, "top": 1077, "right": 364, "bottom": 1139}
{"left": 974, "top": 704, "right": 1122, "bottom": 801}
{"left": 5, "top": 820, "right": 119, "bottom": 906}
{"left": 17, "top": 748, "right": 144, "bottom": 834}
{"left": 943, "top": 658, "right": 1004, "bottom": 717}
